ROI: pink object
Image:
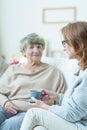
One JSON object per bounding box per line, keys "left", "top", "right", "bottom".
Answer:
{"left": 10, "top": 61, "right": 19, "bottom": 65}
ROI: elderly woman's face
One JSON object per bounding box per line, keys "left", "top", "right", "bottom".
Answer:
{"left": 24, "top": 44, "right": 43, "bottom": 63}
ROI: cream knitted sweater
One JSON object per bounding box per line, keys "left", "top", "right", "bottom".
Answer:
{"left": 0, "top": 62, "right": 66, "bottom": 111}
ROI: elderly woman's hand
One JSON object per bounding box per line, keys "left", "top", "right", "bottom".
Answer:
{"left": 4, "top": 101, "right": 19, "bottom": 114}
{"left": 29, "top": 97, "right": 50, "bottom": 110}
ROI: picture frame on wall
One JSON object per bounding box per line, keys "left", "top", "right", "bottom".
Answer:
{"left": 42, "top": 7, "right": 76, "bottom": 24}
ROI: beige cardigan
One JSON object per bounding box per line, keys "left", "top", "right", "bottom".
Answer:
{"left": 0, "top": 62, "right": 66, "bottom": 111}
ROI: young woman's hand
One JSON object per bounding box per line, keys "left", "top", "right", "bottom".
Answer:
{"left": 41, "top": 89, "right": 59, "bottom": 102}
{"left": 29, "top": 97, "right": 50, "bottom": 110}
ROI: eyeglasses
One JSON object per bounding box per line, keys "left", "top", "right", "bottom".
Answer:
{"left": 61, "top": 40, "right": 68, "bottom": 47}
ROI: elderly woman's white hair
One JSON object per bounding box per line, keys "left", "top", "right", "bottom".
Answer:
{"left": 20, "top": 33, "right": 45, "bottom": 53}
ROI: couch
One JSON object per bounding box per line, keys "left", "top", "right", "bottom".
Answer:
{"left": 41, "top": 56, "right": 78, "bottom": 88}
{"left": 0, "top": 56, "right": 79, "bottom": 130}
{"left": 19, "top": 56, "right": 79, "bottom": 88}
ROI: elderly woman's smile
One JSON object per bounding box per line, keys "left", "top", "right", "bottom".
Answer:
{"left": 25, "top": 44, "right": 43, "bottom": 64}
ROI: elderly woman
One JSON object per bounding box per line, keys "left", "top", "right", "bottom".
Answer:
{"left": 20, "top": 22, "right": 87, "bottom": 130}
{"left": 0, "top": 33, "right": 66, "bottom": 130}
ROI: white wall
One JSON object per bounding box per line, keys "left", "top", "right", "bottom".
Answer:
{"left": 0, "top": 0, "right": 87, "bottom": 62}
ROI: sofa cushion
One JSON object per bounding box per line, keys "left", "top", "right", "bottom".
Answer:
{"left": 41, "top": 56, "right": 79, "bottom": 88}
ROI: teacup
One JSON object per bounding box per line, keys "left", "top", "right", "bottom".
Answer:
{"left": 29, "top": 90, "right": 41, "bottom": 103}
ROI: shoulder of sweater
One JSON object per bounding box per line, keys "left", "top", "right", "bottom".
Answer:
{"left": 74, "top": 69, "right": 87, "bottom": 86}
{"left": 80, "top": 68, "right": 87, "bottom": 79}
{"left": 9, "top": 62, "right": 61, "bottom": 74}
{"left": 83, "top": 68, "right": 87, "bottom": 75}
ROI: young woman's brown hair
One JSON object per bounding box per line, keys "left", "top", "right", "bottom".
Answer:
{"left": 61, "top": 21, "right": 87, "bottom": 70}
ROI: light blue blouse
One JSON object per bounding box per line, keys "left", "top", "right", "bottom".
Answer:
{"left": 50, "top": 68, "right": 87, "bottom": 130}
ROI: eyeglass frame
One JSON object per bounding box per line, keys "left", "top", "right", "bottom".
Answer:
{"left": 61, "top": 40, "right": 68, "bottom": 47}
